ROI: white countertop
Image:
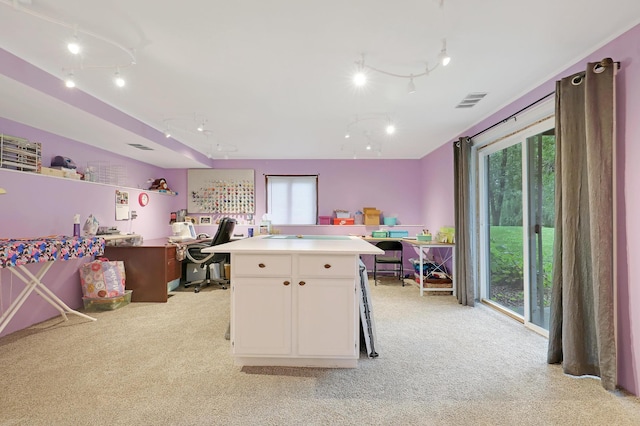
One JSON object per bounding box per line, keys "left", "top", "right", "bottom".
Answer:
{"left": 201, "top": 235, "right": 384, "bottom": 255}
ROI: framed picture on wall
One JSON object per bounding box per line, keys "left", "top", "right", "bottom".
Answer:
{"left": 198, "top": 216, "right": 212, "bottom": 225}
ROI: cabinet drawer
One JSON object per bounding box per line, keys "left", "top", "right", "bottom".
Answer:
{"left": 298, "top": 254, "right": 356, "bottom": 277}
{"left": 233, "top": 254, "right": 292, "bottom": 277}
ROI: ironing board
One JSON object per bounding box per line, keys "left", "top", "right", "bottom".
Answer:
{"left": 0, "top": 235, "right": 105, "bottom": 334}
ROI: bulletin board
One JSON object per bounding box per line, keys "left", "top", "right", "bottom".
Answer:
{"left": 188, "top": 169, "right": 255, "bottom": 214}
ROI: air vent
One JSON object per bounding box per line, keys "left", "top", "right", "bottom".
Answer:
{"left": 128, "top": 143, "right": 154, "bottom": 151}
{"left": 455, "top": 92, "right": 487, "bottom": 109}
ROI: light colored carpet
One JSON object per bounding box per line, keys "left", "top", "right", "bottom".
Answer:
{"left": 1, "top": 277, "right": 639, "bottom": 426}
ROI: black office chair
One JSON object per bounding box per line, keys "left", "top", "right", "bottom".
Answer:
{"left": 184, "top": 217, "right": 236, "bottom": 293}
{"left": 373, "top": 241, "right": 404, "bottom": 285}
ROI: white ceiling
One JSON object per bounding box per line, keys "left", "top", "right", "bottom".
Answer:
{"left": 1, "top": 0, "right": 639, "bottom": 168}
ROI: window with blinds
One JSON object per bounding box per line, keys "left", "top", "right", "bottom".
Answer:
{"left": 266, "top": 175, "right": 318, "bottom": 225}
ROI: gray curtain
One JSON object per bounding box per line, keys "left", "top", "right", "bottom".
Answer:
{"left": 547, "top": 58, "right": 617, "bottom": 390}
{"left": 453, "top": 137, "right": 474, "bottom": 306}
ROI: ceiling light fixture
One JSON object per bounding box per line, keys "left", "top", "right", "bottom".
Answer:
{"left": 353, "top": 69, "right": 367, "bottom": 87}
{"left": 344, "top": 114, "right": 396, "bottom": 140}
{"left": 7, "top": 2, "right": 138, "bottom": 90}
{"left": 385, "top": 124, "right": 396, "bottom": 135}
{"left": 208, "top": 143, "right": 238, "bottom": 159}
{"left": 353, "top": 38, "right": 450, "bottom": 93}
{"left": 407, "top": 75, "right": 416, "bottom": 94}
{"left": 114, "top": 69, "right": 126, "bottom": 87}
{"left": 67, "top": 31, "right": 81, "bottom": 55}
{"left": 64, "top": 72, "right": 76, "bottom": 88}
{"left": 439, "top": 38, "right": 451, "bottom": 66}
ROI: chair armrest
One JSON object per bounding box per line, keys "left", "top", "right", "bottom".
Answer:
{"left": 185, "top": 244, "right": 216, "bottom": 265}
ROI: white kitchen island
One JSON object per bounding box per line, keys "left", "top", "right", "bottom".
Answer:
{"left": 202, "top": 235, "right": 383, "bottom": 368}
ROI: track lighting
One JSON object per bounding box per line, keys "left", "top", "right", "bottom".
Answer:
{"left": 439, "top": 39, "right": 451, "bottom": 66}
{"left": 197, "top": 122, "right": 205, "bottom": 132}
{"left": 10, "top": 4, "right": 137, "bottom": 91}
{"left": 366, "top": 143, "right": 372, "bottom": 151}
{"left": 67, "top": 34, "right": 81, "bottom": 55}
{"left": 164, "top": 128, "right": 171, "bottom": 138}
{"left": 64, "top": 72, "right": 76, "bottom": 88}
{"left": 114, "top": 70, "right": 125, "bottom": 87}
{"left": 352, "top": 23, "right": 451, "bottom": 94}
{"left": 353, "top": 71, "right": 367, "bottom": 87}
{"left": 385, "top": 124, "right": 396, "bottom": 135}
{"left": 407, "top": 76, "right": 416, "bottom": 94}
{"left": 344, "top": 114, "right": 396, "bottom": 140}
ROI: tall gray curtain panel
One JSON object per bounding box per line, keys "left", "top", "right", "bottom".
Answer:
{"left": 547, "top": 58, "right": 617, "bottom": 390}
{"left": 453, "top": 137, "right": 474, "bottom": 306}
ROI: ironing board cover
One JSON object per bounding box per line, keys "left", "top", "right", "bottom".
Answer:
{"left": 0, "top": 236, "right": 105, "bottom": 269}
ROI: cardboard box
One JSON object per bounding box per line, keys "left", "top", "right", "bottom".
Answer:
{"left": 363, "top": 208, "right": 380, "bottom": 226}
{"left": 40, "top": 166, "right": 65, "bottom": 177}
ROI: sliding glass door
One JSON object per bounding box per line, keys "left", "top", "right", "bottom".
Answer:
{"left": 478, "top": 116, "right": 555, "bottom": 333}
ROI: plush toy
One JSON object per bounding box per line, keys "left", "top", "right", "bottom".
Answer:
{"left": 149, "top": 178, "right": 169, "bottom": 191}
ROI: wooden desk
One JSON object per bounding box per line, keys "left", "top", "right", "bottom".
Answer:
{"left": 103, "top": 238, "right": 181, "bottom": 302}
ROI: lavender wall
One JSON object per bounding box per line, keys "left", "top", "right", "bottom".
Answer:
{"left": 419, "top": 143, "right": 455, "bottom": 234}
{"left": 425, "top": 23, "right": 640, "bottom": 395}
{"left": 208, "top": 159, "right": 424, "bottom": 224}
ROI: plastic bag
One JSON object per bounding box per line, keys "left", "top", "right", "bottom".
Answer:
{"left": 83, "top": 214, "right": 100, "bottom": 236}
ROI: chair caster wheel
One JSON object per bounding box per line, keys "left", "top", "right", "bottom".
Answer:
{"left": 194, "top": 288, "right": 200, "bottom": 293}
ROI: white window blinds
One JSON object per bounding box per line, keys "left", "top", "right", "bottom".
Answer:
{"left": 266, "top": 175, "right": 318, "bottom": 224}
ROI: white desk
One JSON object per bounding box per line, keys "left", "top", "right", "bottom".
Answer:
{"left": 0, "top": 236, "right": 105, "bottom": 334}
{"left": 404, "top": 240, "right": 455, "bottom": 297}
{"left": 363, "top": 237, "right": 455, "bottom": 296}
{"left": 203, "top": 235, "right": 382, "bottom": 368}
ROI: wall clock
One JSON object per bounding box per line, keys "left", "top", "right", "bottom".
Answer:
{"left": 138, "top": 192, "right": 149, "bottom": 207}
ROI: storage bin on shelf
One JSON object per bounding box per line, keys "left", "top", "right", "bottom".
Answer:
{"left": 371, "top": 230, "right": 389, "bottom": 238}
{"left": 333, "top": 217, "right": 354, "bottom": 225}
{"left": 318, "top": 216, "right": 332, "bottom": 225}
{"left": 383, "top": 217, "right": 397, "bottom": 226}
{"left": 334, "top": 210, "right": 350, "bottom": 219}
{"left": 388, "top": 230, "right": 409, "bottom": 238}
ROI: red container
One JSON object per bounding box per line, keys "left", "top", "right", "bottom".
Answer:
{"left": 333, "top": 218, "right": 354, "bottom": 225}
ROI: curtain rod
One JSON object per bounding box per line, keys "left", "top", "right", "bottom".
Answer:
{"left": 470, "top": 60, "right": 620, "bottom": 140}
{"left": 469, "top": 92, "right": 554, "bottom": 140}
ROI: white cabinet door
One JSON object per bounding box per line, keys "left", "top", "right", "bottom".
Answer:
{"left": 295, "top": 278, "right": 357, "bottom": 357}
{"left": 232, "top": 278, "right": 292, "bottom": 355}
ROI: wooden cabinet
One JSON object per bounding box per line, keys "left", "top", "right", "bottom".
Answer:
{"left": 231, "top": 252, "right": 359, "bottom": 367}
{"left": 103, "top": 239, "right": 181, "bottom": 302}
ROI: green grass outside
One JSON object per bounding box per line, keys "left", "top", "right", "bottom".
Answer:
{"left": 489, "top": 225, "right": 555, "bottom": 297}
